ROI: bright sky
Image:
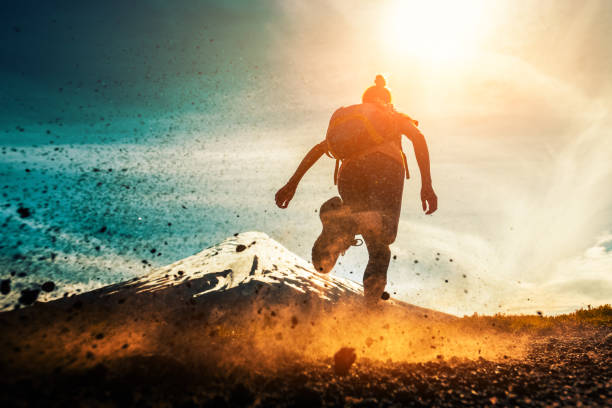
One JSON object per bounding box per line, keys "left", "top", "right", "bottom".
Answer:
{"left": 268, "top": 0, "right": 612, "bottom": 315}
{"left": 1, "top": 0, "right": 610, "bottom": 315}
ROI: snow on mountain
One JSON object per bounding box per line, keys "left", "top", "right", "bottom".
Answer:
{"left": 115, "top": 231, "right": 365, "bottom": 302}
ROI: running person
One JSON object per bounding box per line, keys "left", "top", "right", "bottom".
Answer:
{"left": 275, "top": 76, "right": 437, "bottom": 301}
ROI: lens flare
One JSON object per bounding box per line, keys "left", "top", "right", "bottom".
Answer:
{"left": 382, "top": 0, "right": 489, "bottom": 62}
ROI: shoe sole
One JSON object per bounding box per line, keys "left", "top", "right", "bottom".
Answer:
{"left": 312, "top": 197, "right": 354, "bottom": 274}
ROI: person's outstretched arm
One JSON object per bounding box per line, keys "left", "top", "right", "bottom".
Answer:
{"left": 398, "top": 114, "right": 438, "bottom": 214}
{"left": 275, "top": 140, "right": 328, "bottom": 208}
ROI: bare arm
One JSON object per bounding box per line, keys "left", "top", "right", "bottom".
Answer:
{"left": 398, "top": 115, "right": 438, "bottom": 214}
{"left": 275, "top": 140, "right": 328, "bottom": 208}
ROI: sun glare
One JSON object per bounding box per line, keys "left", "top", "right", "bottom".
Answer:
{"left": 382, "top": 0, "right": 488, "bottom": 62}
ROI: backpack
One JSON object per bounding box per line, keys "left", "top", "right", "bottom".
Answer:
{"left": 325, "top": 103, "right": 409, "bottom": 184}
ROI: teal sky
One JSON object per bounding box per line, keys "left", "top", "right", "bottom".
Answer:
{"left": 1, "top": 0, "right": 611, "bottom": 315}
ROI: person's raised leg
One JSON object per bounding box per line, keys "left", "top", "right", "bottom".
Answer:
{"left": 311, "top": 197, "right": 358, "bottom": 274}
{"left": 312, "top": 199, "right": 386, "bottom": 273}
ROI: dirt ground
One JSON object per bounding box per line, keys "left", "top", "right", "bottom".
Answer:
{"left": 1, "top": 325, "right": 609, "bottom": 407}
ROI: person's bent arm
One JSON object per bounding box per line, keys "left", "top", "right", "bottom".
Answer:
{"left": 398, "top": 115, "right": 438, "bottom": 214}
{"left": 275, "top": 140, "right": 328, "bottom": 208}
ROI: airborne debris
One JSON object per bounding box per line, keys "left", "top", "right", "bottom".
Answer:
{"left": 0, "top": 279, "right": 10, "bottom": 295}
{"left": 41, "top": 281, "right": 55, "bottom": 292}
{"left": 18, "top": 288, "right": 40, "bottom": 305}
{"left": 17, "top": 206, "right": 31, "bottom": 218}
{"left": 333, "top": 347, "right": 356, "bottom": 375}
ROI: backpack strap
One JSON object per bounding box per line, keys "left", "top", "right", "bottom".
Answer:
{"left": 333, "top": 158, "right": 340, "bottom": 185}
{"left": 400, "top": 148, "right": 410, "bottom": 179}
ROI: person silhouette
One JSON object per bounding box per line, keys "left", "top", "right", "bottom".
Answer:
{"left": 275, "top": 75, "right": 437, "bottom": 302}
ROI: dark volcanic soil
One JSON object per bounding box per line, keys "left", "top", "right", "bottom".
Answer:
{"left": 1, "top": 327, "right": 609, "bottom": 407}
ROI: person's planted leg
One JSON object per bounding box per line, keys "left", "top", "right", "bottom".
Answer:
{"left": 362, "top": 235, "right": 391, "bottom": 301}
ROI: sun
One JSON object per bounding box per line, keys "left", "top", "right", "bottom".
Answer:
{"left": 382, "top": 0, "right": 488, "bottom": 62}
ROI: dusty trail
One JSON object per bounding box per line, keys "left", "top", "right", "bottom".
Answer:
{"left": 0, "top": 327, "right": 609, "bottom": 407}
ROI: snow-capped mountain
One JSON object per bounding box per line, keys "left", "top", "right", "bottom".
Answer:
{"left": 0, "top": 232, "right": 454, "bottom": 375}
{"left": 116, "top": 231, "right": 365, "bottom": 302}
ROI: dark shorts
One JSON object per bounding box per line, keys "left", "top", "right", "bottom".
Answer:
{"left": 337, "top": 152, "right": 405, "bottom": 244}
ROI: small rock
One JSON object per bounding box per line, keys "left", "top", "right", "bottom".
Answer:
{"left": 333, "top": 347, "right": 356, "bottom": 375}
{"left": 17, "top": 206, "right": 31, "bottom": 218}
{"left": 19, "top": 288, "right": 40, "bottom": 305}
{"left": 0, "top": 279, "right": 10, "bottom": 295}
{"left": 41, "top": 281, "right": 55, "bottom": 292}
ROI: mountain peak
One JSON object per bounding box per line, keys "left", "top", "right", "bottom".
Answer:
{"left": 121, "top": 231, "right": 364, "bottom": 303}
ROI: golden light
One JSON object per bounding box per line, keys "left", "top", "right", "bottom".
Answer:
{"left": 382, "top": 0, "right": 489, "bottom": 62}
